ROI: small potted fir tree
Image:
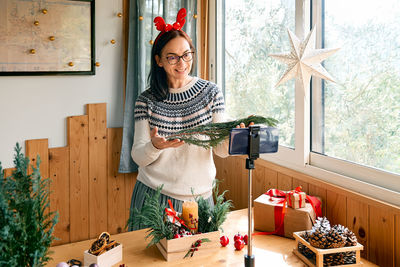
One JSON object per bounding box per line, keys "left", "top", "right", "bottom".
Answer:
{"left": 0, "top": 143, "right": 58, "bottom": 266}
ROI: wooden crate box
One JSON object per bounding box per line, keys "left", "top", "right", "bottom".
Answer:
{"left": 293, "top": 231, "right": 364, "bottom": 267}
{"left": 83, "top": 243, "right": 123, "bottom": 267}
{"left": 156, "top": 230, "right": 220, "bottom": 261}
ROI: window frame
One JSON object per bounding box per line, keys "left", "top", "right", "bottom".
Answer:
{"left": 209, "top": 0, "right": 400, "bottom": 206}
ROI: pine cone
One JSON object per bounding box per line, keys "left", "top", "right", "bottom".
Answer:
{"left": 326, "top": 228, "right": 346, "bottom": 248}
{"left": 343, "top": 251, "right": 357, "bottom": 264}
{"left": 314, "top": 217, "right": 331, "bottom": 232}
{"left": 299, "top": 232, "right": 315, "bottom": 260}
{"left": 298, "top": 242, "right": 315, "bottom": 260}
{"left": 344, "top": 229, "right": 358, "bottom": 246}
{"left": 324, "top": 253, "right": 344, "bottom": 266}
{"left": 309, "top": 217, "right": 331, "bottom": 248}
{"left": 309, "top": 229, "right": 329, "bottom": 248}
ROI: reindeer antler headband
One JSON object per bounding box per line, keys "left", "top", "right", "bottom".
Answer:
{"left": 153, "top": 8, "right": 187, "bottom": 45}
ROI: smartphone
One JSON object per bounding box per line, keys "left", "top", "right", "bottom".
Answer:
{"left": 228, "top": 127, "right": 279, "bottom": 155}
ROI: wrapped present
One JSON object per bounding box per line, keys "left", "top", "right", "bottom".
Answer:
{"left": 254, "top": 188, "right": 322, "bottom": 239}
{"left": 286, "top": 190, "right": 306, "bottom": 209}
{"left": 164, "top": 200, "right": 184, "bottom": 228}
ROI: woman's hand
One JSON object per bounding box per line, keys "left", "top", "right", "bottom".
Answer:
{"left": 236, "top": 122, "right": 255, "bottom": 128}
{"left": 150, "top": 127, "right": 185, "bottom": 149}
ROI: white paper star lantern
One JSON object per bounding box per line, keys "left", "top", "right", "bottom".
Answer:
{"left": 270, "top": 27, "right": 339, "bottom": 91}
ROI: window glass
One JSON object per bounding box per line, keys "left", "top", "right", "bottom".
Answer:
{"left": 223, "top": 0, "right": 296, "bottom": 147}
{"left": 313, "top": 0, "right": 400, "bottom": 174}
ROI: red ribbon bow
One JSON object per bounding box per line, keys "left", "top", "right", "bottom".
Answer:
{"left": 165, "top": 199, "right": 187, "bottom": 227}
{"left": 164, "top": 199, "right": 198, "bottom": 231}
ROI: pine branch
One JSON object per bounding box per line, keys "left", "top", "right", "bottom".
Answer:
{"left": 166, "top": 115, "right": 278, "bottom": 148}
{"left": 126, "top": 185, "right": 174, "bottom": 247}
{"left": 195, "top": 180, "right": 233, "bottom": 233}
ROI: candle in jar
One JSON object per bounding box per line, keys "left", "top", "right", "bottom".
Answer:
{"left": 181, "top": 201, "right": 198, "bottom": 233}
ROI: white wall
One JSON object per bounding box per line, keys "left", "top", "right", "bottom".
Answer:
{"left": 0, "top": 0, "right": 125, "bottom": 168}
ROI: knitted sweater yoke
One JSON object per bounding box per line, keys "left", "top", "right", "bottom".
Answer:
{"left": 134, "top": 77, "right": 225, "bottom": 136}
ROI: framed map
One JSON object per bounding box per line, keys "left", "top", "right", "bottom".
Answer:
{"left": 0, "top": 0, "right": 95, "bottom": 75}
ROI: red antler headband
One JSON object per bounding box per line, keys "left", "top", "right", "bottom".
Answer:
{"left": 153, "top": 8, "right": 187, "bottom": 45}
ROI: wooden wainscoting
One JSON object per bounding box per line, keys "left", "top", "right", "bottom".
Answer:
{"left": 2, "top": 103, "right": 137, "bottom": 246}
{"left": 214, "top": 155, "right": 400, "bottom": 267}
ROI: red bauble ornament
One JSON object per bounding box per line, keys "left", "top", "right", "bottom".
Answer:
{"left": 220, "top": 235, "right": 229, "bottom": 247}
{"left": 233, "top": 233, "right": 243, "bottom": 242}
{"left": 243, "top": 234, "right": 248, "bottom": 245}
{"left": 234, "top": 239, "right": 245, "bottom": 251}
{"left": 173, "top": 234, "right": 181, "bottom": 239}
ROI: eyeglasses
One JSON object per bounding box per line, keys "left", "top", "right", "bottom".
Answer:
{"left": 165, "top": 52, "right": 195, "bottom": 65}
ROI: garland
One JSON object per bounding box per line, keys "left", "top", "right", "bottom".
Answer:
{"left": 166, "top": 115, "right": 278, "bottom": 149}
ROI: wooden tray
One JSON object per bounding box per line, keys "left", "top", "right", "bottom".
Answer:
{"left": 293, "top": 231, "right": 363, "bottom": 267}
{"left": 156, "top": 230, "right": 220, "bottom": 261}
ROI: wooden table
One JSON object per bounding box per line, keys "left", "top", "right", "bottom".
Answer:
{"left": 48, "top": 209, "right": 377, "bottom": 267}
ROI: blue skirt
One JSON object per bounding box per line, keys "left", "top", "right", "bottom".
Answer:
{"left": 128, "top": 180, "right": 214, "bottom": 231}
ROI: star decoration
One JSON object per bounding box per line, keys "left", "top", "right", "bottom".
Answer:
{"left": 270, "top": 27, "right": 339, "bottom": 91}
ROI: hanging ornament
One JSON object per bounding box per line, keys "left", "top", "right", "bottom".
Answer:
{"left": 139, "top": 16, "right": 143, "bottom": 21}
{"left": 34, "top": 20, "right": 39, "bottom": 26}
{"left": 29, "top": 49, "right": 36, "bottom": 54}
{"left": 49, "top": 36, "right": 55, "bottom": 41}
{"left": 193, "top": 14, "right": 198, "bottom": 19}
{"left": 117, "top": 12, "right": 122, "bottom": 18}
{"left": 42, "top": 9, "right": 48, "bottom": 14}
{"left": 149, "top": 40, "right": 153, "bottom": 45}
{"left": 95, "top": 62, "right": 101, "bottom": 67}
{"left": 269, "top": 26, "right": 339, "bottom": 91}
{"left": 110, "top": 39, "right": 116, "bottom": 44}
{"left": 68, "top": 62, "right": 74, "bottom": 67}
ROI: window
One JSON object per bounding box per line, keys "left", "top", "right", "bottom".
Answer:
{"left": 212, "top": 0, "right": 400, "bottom": 197}
{"left": 217, "top": 0, "right": 296, "bottom": 148}
{"left": 312, "top": 0, "right": 400, "bottom": 176}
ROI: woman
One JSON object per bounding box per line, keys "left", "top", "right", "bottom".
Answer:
{"left": 129, "top": 9, "right": 247, "bottom": 230}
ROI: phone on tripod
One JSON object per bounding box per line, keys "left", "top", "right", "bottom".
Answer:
{"left": 228, "top": 127, "right": 279, "bottom": 155}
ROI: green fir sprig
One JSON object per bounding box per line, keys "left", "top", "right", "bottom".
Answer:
{"left": 0, "top": 143, "right": 59, "bottom": 267}
{"left": 195, "top": 180, "right": 233, "bottom": 233}
{"left": 126, "top": 186, "right": 175, "bottom": 248}
{"left": 166, "top": 115, "right": 278, "bottom": 148}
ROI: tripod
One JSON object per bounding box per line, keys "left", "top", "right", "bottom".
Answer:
{"left": 244, "top": 126, "right": 260, "bottom": 267}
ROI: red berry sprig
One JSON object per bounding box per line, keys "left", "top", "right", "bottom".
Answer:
{"left": 184, "top": 238, "right": 211, "bottom": 258}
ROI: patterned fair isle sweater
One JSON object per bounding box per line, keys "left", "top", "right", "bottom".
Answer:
{"left": 131, "top": 77, "right": 229, "bottom": 201}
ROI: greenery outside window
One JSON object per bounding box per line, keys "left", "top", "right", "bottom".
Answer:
{"left": 215, "top": 0, "right": 295, "bottom": 148}
{"left": 211, "top": 0, "right": 400, "bottom": 203}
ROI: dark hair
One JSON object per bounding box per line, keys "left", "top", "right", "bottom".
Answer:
{"left": 148, "top": 30, "right": 196, "bottom": 101}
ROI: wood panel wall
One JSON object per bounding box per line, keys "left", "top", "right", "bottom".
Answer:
{"left": 2, "top": 103, "right": 137, "bottom": 246}
{"left": 214, "top": 155, "right": 400, "bottom": 267}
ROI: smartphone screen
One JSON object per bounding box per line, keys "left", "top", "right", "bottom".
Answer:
{"left": 228, "top": 127, "right": 279, "bottom": 155}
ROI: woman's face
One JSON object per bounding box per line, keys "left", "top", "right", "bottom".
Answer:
{"left": 156, "top": 36, "right": 193, "bottom": 86}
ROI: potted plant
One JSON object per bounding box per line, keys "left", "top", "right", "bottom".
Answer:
{"left": 0, "top": 143, "right": 58, "bottom": 266}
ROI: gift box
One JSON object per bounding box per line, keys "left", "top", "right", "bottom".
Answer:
{"left": 254, "top": 194, "right": 317, "bottom": 239}
{"left": 286, "top": 191, "right": 306, "bottom": 209}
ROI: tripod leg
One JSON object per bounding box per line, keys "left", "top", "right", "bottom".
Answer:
{"left": 245, "top": 167, "right": 255, "bottom": 267}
